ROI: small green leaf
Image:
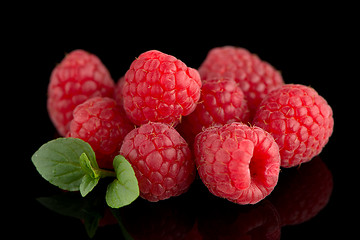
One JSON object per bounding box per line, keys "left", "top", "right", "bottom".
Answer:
{"left": 80, "top": 175, "right": 100, "bottom": 197}
{"left": 79, "top": 153, "right": 98, "bottom": 179}
{"left": 79, "top": 152, "right": 101, "bottom": 196}
{"left": 106, "top": 155, "right": 139, "bottom": 208}
{"left": 31, "top": 138, "right": 96, "bottom": 191}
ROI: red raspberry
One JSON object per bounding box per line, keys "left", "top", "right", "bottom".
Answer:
{"left": 119, "top": 122, "right": 196, "bottom": 202}
{"left": 252, "top": 84, "right": 334, "bottom": 168}
{"left": 198, "top": 46, "right": 284, "bottom": 119}
{"left": 179, "top": 78, "right": 250, "bottom": 145}
{"left": 114, "top": 76, "right": 125, "bottom": 107}
{"left": 68, "top": 97, "right": 134, "bottom": 169}
{"left": 47, "top": 49, "right": 115, "bottom": 136}
{"left": 122, "top": 50, "right": 202, "bottom": 126}
{"left": 194, "top": 122, "right": 281, "bottom": 205}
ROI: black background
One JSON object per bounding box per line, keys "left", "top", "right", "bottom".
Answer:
{"left": 7, "top": 8, "right": 358, "bottom": 239}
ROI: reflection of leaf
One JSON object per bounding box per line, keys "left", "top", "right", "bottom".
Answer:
{"left": 37, "top": 192, "right": 103, "bottom": 238}
{"left": 37, "top": 192, "right": 85, "bottom": 218}
{"left": 110, "top": 209, "right": 135, "bottom": 240}
{"left": 83, "top": 216, "right": 100, "bottom": 238}
{"left": 106, "top": 155, "right": 139, "bottom": 208}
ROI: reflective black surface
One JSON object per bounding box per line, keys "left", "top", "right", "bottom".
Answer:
{"left": 28, "top": 157, "right": 334, "bottom": 239}
{"left": 12, "top": 16, "right": 356, "bottom": 239}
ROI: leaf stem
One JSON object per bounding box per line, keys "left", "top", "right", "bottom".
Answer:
{"left": 96, "top": 169, "right": 117, "bottom": 178}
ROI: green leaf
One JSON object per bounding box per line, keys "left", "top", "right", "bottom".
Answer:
{"left": 106, "top": 155, "right": 139, "bottom": 208}
{"left": 80, "top": 175, "right": 100, "bottom": 197}
{"left": 79, "top": 153, "right": 100, "bottom": 196}
{"left": 79, "top": 152, "right": 99, "bottom": 179}
{"left": 31, "top": 138, "right": 96, "bottom": 191}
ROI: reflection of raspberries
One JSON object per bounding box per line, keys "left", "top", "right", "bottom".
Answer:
{"left": 198, "top": 46, "right": 284, "bottom": 119}
{"left": 122, "top": 50, "right": 202, "bottom": 126}
{"left": 120, "top": 122, "right": 196, "bottom": 202}
{"left": 180, "top": 78, "right": 250, "bottom": 144}
{"left": 198, "top": 200, "right": 281, "bottom": 240}
{"left": 47, "top": 50, "right": 115, "bottom": 136}
{"left": 68, "top": 97, "right": 133, "bottom": 169}
{"left": 194, "top": 122, "right": 280, "bottom": 205}
{"left": 253, "top": 84, "right": 334, "bottom": 168}
{"left": 121, "top": 199, "right": 196, "bottom": 240}
{"left": 270, "top": 157, "right": 333, "bottom": 226}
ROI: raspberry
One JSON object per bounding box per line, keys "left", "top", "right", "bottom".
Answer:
{"left": 68, "top": 97, "right": 134, "bottom": 169}
{"left": 179, "top": 78, "right": 250, "bottom": 145}
{"left": 198, "top": 46, "right": 284, "bottom": 119}
{"left": 119, "top": 122, "right": 196, "bottom": 202}
{"left": 122, "top": 50, "right": 202, "bottom": 126}
{"left": 252, "top": 84, "right": 334, "bottom": 168}
{"left": 114, "top": 76, "right": 125, "bottom": 107}
{"left": 194, "top": 122, "right": 281, "bottom": 205}
{"left": 47, "top": 49, "right": 115, "bottom": 136}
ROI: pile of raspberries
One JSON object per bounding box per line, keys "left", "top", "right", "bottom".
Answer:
{"left": 47, "top": 47, "right": 334, "bottom": 204}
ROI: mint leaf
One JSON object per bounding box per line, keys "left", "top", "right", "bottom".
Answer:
{"left": 31, "top": 138, "right": 96, "bottom": 191}
{"left": 106, "top": 155, "right": 139, "bottom": 208}
{"left": 80, "top": 175, "right": 100, "bottom": 197}
{"left": 79, "top": 152, "right": 99, "bottom": 179}
{"left": 79, "top": 152, "right": 100, "bottom": 196}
